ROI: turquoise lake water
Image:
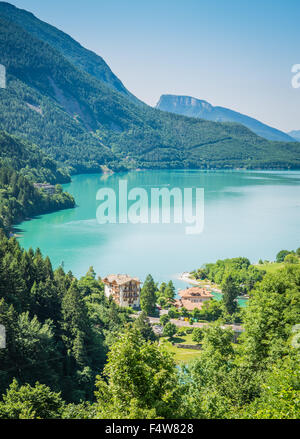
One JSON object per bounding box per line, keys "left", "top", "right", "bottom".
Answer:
{"left": 17, "top": 170, "right": 300, "bottom": 304}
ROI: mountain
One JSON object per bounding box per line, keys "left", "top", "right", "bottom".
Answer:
{"left": 288, "top": 131, "right": 300, "bottom": 142}
{"left": 0, "top": 130, "right": 75, "bottom": 230}
{"left": 0, "top": 130, "right": 71, "bottom": 184}
{"left": 1, "top": 3, "right": 300, "bottom": 171}
{"left": 0, "top": 1, "right": 142, "bottom": 106}
{"left": 156, "top": 95, "right": 294, "bottom": 142}
{"left": 0, "top": 15, "right": 121, "bottom": 173}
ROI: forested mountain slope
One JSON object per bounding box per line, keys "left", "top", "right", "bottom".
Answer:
{"left": 0, "top": 167, "right": 75, "bottom": 231}
{"left": 0, "top": 130, "right": 75, "bottom": 231}
{"left": 0, "top": 1, "right": 142, "bottom": 105}
{"left": 0, "top": 130, "right": 70, "bottom": 184}
{"left": 0, "top": 7, "right": 300, "bottom": 171}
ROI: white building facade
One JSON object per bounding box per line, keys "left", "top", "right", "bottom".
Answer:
{"left": 103, "top": 274, "right": 141, "bottom": 308}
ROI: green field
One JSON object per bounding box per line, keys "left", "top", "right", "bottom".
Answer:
{"left": 160, "top": 332, "right": 202, "bottom": 364}
{"left": 256, "top": 262, "right": 285, "bottom": 274}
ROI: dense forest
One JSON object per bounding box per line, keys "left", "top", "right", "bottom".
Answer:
{"left": 0, "top": 1, "right": 142, "bottom": 105}
{"left": 0, "top": 130, "right": 75, "bottom": 232}
{"left": 1, "top": 11, "right": 300, "bottom": 173}
{"left": 192, "top": 257, "right": 265, "bottom": 296}
{"left": 0, "top": 233, "right": 299, "bottom": 418}
{"left": 0, "top": 233, "right": 131, "bottom": 405}
{"left": 0, "top": 130, "right": 71, "bottom": 184}
{"left": 0, "top": 167, "right": 75, "bottom": 231}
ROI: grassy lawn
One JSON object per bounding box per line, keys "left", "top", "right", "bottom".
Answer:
{"left": 160, "top": 332, "right": 202, "bottom": 364}
{"left": 195, "top": 278, "right": 220, "bottom": 290}
{"left": 256, "top": 262, "right": 285, "bottom": 274}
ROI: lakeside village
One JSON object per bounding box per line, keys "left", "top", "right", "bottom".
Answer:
{"left": 102, "top": 273, "right": 244, "bottom": 347}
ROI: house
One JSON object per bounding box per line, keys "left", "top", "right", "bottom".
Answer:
{"left": 102, "top": 274, "right": 141, "bottom": 308}
{"left": 33, "top": 183, "right": 56, "bottom": 195}
{"left": 175, "top": 286, "right": 213, "bottom": 311}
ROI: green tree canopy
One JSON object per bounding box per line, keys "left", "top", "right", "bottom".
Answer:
{"left": 239, "top": 265, "right": 300, "bottom": 367}
{"left": 0, "top": 379, "right": 64, "bottom": 419}
{"left": 221, "top": 274, "right": 239, "bottom": 315}
{"left": 192, "top": 327, "right": 204, "bottom": 343}
{"left": 132, "top": 311, "right": 157, "bottom": 342}
{"left": 94, "top": 327, "right": 181, "bottom": 418}
{"left": 160, "top": 314, "right": 170, "bottom": 326}
{"left": 163, "top": 322, "right": 177, "bottom": 339}
{"left": 284, "top": 254, "right": 299, "bottom": 264}
{"left": 140, "top": 274, "right": 157, "bottom": 315}
{"left": 276, "top": 249, "right": 291, "bottom": 263}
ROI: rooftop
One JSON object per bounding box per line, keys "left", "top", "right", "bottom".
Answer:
{"left": 103, "top": 274, "right": 141, "bottom": 286}
{"left": 179, "top": 286, "right": 213, "bottom": 299}
{"left": 33, "top": 183, "right": 55, "bottom": 188}
{"left": 175, "top": 300, "right": 205, "bottom": 311}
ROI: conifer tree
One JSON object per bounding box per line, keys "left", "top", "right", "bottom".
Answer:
{"left": 140, "top": 274, "right": 157, "bottom": 315}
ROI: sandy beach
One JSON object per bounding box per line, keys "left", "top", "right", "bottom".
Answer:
{"left": 177, "top": 272, "right": 222, "bottom": 292}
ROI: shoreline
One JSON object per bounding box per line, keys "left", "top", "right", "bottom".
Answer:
{"left": 177, "top": 272, "right": 249, "bottom": 300}
{"left": 10, "top": 233, "right": 23, "bottom": 238}
{"left": 177, "top": 272, "right": 222, "bottom": 292}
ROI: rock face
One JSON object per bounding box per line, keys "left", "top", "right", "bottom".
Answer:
{"left": 156, "top": 95, "right": 294, "bottom": 142}
{"left": 288, "top": 130, "right": 300, "bottom": 142}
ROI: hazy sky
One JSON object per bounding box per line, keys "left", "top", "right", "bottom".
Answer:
{"left": 6, "top": 0, "right": 300, "bottom": 131}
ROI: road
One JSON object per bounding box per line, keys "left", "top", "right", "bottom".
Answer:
{"left": 146, "top": 316, "right": 243, "bottom": 332}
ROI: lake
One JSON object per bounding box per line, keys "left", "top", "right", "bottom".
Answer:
{"left": 17, "top": 169, "right": 300, "bottom": 304}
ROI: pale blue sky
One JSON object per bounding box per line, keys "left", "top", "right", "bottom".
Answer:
{"left": 6, "top": 0, "right": 300, "bottom": 131}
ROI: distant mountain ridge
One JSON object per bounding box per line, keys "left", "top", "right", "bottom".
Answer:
{"left": 156, "top": 95, "right": 294, "bottom": 142}
{"left": 1, "top": 2, "right": 300, "bottom": 172}
{"left": 288, "top": 131, "right": 300, "bottom": 141}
